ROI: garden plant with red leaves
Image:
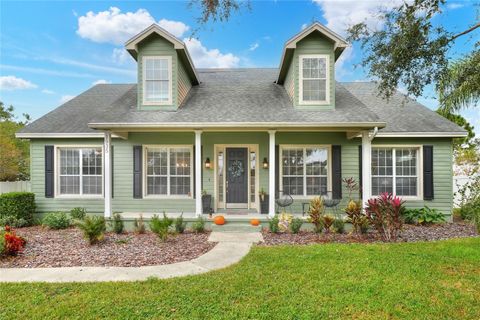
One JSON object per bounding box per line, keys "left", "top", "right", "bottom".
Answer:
{"left": 365, "top": 193, "right": 405, "bottom": 242}
{"left": 1, "top": 225, "right": 26, "bottom": 256}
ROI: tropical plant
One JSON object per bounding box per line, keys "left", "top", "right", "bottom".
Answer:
{"left": 278, "top": 212, "right": 293, "bottom": 232}
{"left": 75, "top": 216, "right": 106, "bottom": 245}
{"left": 149, "top": 213, "right": 173, "bottom": 242}
{"left": 70, "top": 207, "right": 86, "bottom": 221}
{"left": 290, "top": 218, "right": 303, "bottom": 234}
{"left": 308, "top": 196, "right": 325, "bottom": 233}
{"left": 365, "top": 193, "right": 405, "bottom": 242}
{"left": 192, "top": 216, "right": 206, "bottom": 233}
{"left": 175, "top": 214, "right": 187, "bottom": 234}
{"left": 134, "top": 214, "right": 146, "bottom": 234}
{"left": 403, "top": 207, "right": 446, "bottom": 225}
{"left": 42, "top": 212, "right": 71, "bottom": 230}
{"left": 344, "top": 200, "right": 369, "bottom": 235}
{"left": 343, "top": 177, "right": 360, "bottom": 200}
{"left": 332, "top": 218, "right": 345, "bottom": 234}
{"left": 322, "top": 215, "right": 335, "bottom": 233}
{"left": 2, "top": 226, "right": 26, "bottom": 256}
{"left": 268, "top": 215, "right": 279, "bottom": 234}
{"left": 111, "top": 212, "right": 124, "bottom": 234}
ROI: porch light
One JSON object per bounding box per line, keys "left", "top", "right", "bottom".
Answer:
{"left": 205, "top": 157, "right": 211, "bottom": 169}
{"left": 262, "top": 157, "right": 269, "bottom": 169}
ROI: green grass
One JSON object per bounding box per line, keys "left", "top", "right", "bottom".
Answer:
{"left": 2, "top": 238, "right": 480, "bottom": 319}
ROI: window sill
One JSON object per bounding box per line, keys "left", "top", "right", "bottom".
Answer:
{"left": 143, "top": 195, "right": 193, "bottom": 200}
{"left": 55, "top": 195, "right": 104, "bottom": 199}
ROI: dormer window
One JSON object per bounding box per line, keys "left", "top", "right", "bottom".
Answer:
{"left": 299, "top": 54, "right": 330, "bottom": 105}
{"left": 143, "top": 56, "right": 172, "bottom": 105}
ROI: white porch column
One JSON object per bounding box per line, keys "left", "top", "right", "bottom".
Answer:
{"left": 361, "top": 130, "right": 372, "bottom": 208}
{"left": 104, "top": 131, "right": 112, "bottom": 218}
{"left": 268, "top": 130, "right": 276, "bottom": 217}
{"left": 195, "top": 130, "right": 202, "bottom": 217}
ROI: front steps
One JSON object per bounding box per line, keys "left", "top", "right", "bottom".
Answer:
{"left": 210, "top": 223, "right": 262, "bottom": 233}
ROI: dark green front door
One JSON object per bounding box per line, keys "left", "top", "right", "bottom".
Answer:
{"left": 226, "top": 148, "right": 248, "bottom": 207}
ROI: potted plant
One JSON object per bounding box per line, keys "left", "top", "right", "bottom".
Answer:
{"left": 201, "top": 190, "right": 212, "bottom": 214}
{"left": 259, "top": 188, "right": 269, "bottom": 214}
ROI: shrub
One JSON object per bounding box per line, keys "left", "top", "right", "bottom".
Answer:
{"left": 456, "top": 174, "right": 480, "bottom": 221}
{"left": 344, "top": 200, "right": 369, "bottom": 234}
{"left": 42, "top": 212, "right": 71, "bottom": 229}
{"left": 0, "top": 216, "right": 28, "bottom": 228}
{"left": 472, "top": 210, "right": 480, "bottom": 233}
{"left": 358, "top": 216, "right": 370, "bottom": 234}
{"left": 2, "top": 226, "right": 26, "bottom": 256}
{"left": 150, "top": 213, "right": 173, "bottom": 241}
{"left": 70, "top": 207, "right": 86, "bottom": 220}
{"left": 403, "top": 207, "right": 446, "bottom": 225}
{"left": 192, "top": 216, "right": 206, "bottom": 233}
{"left": 268, "top": 215, "right": 279, "bottom": 234}
{"left": 322, "top": 215, "right": 335, "bottom": 233}
{"left": 134, "top": 214, "right": 146, "bottom": 234}
{"left": 0, "top": 230, "right": 5, "bottom": 255}
{"left": 75, "top": 216, "right": 106, "bottom": 245}
{"left": 308, "top": 196, "right": 325, "bottom": 233}
{"left": 290, "top": 218, "right": 303, "bottom": 234}
{"left": 175, "top": 214, "right": 187, "bottom": 234}
{"left": 111, "top": 213, "right": 124, "bottom": 234}
{"left": 332, "top": 218, "right": 345, "bottom": 234}
{"left": 0, "top": 192, "right": 35, "bottom": 226}
{"left": 278, "top": 213, "right": 293, "bottom": 232}
{"left": 365, "top": 193, "right": 405, "bottom": 242}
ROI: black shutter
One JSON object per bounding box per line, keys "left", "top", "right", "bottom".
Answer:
{"left": 423, "top": 145, "right": 434, "bottom": 200}
{"left": 45, "top": 145, "right": 54, "bottom": 198}
{"left": 358, "top": 145, "right": 363, "bottom": 199}
{"left": 332, "top": 145, "right": 342, "bottom": 199}
{"left": 275, "top": 145, "right": 279, "bottom": 200}
{"left": 111, "top": 145, "right": 114, "bottom": 199}
{"left": 133, "top": 145, "right": 142, "bottom": 199}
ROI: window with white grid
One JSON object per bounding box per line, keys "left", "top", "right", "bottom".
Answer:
{"left": 145, "top": 146, "right": 192, "bottom": 196}
{"left": 58, "top": 147, "right": 102, "bottom": 196}
{"left": 281, "top": 146, "right": 328, "bottom": 197}
{"left": 371, "top": 147, "right": 419, "bottom": 197}
{"left": 143, "top": 56, "right": 171, "bottom": 104}
{"left": 299, "top": 55, "right": 329, "bottom": 104}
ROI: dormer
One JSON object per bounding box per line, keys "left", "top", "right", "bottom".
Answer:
{"left": 276, "top": 23, "right": 348, "bottom": 110}
{"left": 125, "top": 24, "right": 199, "bottom": 110}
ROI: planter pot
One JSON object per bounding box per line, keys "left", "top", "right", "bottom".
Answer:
{"left": 260, "top": 195, "right": 269, "bottom": 214}
{"left": 202, "top": 194, "right": 212, "bottom": 214}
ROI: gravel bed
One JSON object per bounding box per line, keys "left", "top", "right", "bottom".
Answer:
{"left": 260, "top": 222, "right": 478, "bottom": 246}
{"left": 0, "top": 226, "right": 216, "bottom": 268}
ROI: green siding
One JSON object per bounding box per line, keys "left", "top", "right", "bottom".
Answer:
{"left": 177, "top": 57, "right": 192, "bottom": 106}
{"left": 284, "top": 56, "right": 294, "bottom": 101}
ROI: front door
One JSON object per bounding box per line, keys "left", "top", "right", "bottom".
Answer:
{"left": 226, "top": 148, "right": 248, "bottom": 208}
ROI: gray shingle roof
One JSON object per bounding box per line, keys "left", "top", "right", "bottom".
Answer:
{"left": 19, "top": 68, "right": 465, "bottom": 135}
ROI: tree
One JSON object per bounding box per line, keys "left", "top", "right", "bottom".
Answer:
{"left": 347, "top": 0, "right": 480, "bottom": 110}
{"left": 0, "top": 102, "right": 30, "bottom": 181}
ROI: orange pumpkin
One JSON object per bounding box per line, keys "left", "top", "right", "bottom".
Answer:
{"left": 250, "top": 219, "right": 260, "bottom": 226}
{"left": 213, "top": 215, "right": 226, "bottom": 225}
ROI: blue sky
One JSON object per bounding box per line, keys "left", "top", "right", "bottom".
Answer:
{"left": 0, "top": 0, "right": 478, "bottom": 134}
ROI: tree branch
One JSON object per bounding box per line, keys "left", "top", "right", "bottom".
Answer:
{"left": 450, "top": 22, "right": 480, "bottom": 42}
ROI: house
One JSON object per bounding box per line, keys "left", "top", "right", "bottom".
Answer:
{"left": 17, "top": 23, "right": 467, "bottom": 221}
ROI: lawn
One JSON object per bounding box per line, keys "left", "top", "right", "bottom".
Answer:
{"left": 1, "top": 238, "right": 480, "bottom": 319}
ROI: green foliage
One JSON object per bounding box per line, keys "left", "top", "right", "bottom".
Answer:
{"left": 457, "top": 174, "right": 480, "bottom": 222}
{"left": 0, "top": 192, "right": 35, "bottom": 225}
{"left": 149, "top": 213, "right": 173, "bottom": 241}
{"left": 42, "top": 212, "right": 71, "bottom": 230}
{"left": 191, "top": 216, "right": 206, "bottom": 233}
{"left": 70, "top": 207, "right": 86, "bottom": 221}
{"left": 268, "top": 215, "right": 279, "bottom": 234}
{"left": 134, "top": 214, "right": 146, "bottom": 234}
{"left": 175, "top": 214, "right": 187, "bottom": 234}
{"left": 290, "top": 218, "right": 303, "bottom": 234}
{"left": 0, "top": 216, "right": 28, "bottom": 228}
{"left": 472, "top": 210, "right": 480, "bottom": 234}
{"left": 332, "top": 219, "right": 345, "bottom": 234}
{"left": 0, "top": 230, "right": 5, "bottom": 255}
{"left": 403, "top": 207, "right": 446, "bottom": 225}
{"left": 75, "top": 216, "right": 106, "bottom": 245}
{"left": 111, "top": 213, "right": 124, "bottom": 234}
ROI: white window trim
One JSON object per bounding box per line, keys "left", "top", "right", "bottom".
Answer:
{"left": 279, "top": 144, "right": 332, "bottom": 199}
{"left": 371, "top": 145, "right": 423, "bottom": 200}
{"left": 298, "top": 54, "right": 330, "bottom": 105}
{"left": 54, "top": 145, "right": 104, "bottom": 199}
{"left": 143, "top": 145, "right": 193, "bottom": 199}
{"left": 142, "top": 55, "right": 173, "bottom": 106}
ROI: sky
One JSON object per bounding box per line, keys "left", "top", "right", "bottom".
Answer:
{"left": 0, "top": 0, "right": 479, "bottom": 135}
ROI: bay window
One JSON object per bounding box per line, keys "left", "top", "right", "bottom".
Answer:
{"left": 143, "top": 56, "right": 172, "bottom": 104}
{"left": 281, "top": 146, "right": 329, "bottom": 197}
{"left": 299, "top": 54, "right": 329, "bottom": 104}
{"left": 371, "top": 147, "right": 420, "bottom": 197}
{"left": 145, "top": 146, "right": 192, "bottom": 197}
{"left": 57, "top": 147, "right": 103, "bottom": 196}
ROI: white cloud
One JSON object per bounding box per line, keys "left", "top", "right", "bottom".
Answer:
{"left": 0, "top": 76, "right": 37, "bottom": 90}
{"left": 447, "top": 3, "right": 464, "bottom": 10}
{"left": 41, "top": 89, "right": 55, "bottom": 94}
{"left": 76, "top": 7, "right": 189, "bottom": 45}
{"left": 335, "top": 46, "right": 354, "bottom": 79}
{"left": 60, "top": 95, "right": 75, "bottom": 104}
{"left": 92, "top": 79, "right": 111, "bottom": 85}
{"left": 184, "top": 38, "right": 240, "bottom": 68}
{"left": 112, "top": 47, "right": 130, "bottom": 64}
{"left": 249, "top": 42, "right": 259, "bottom": 51}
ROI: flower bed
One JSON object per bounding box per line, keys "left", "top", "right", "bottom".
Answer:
{"left": 0, "top": 226, "right": 215, "bottom": 268}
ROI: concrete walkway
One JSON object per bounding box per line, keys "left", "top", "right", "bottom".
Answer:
{"left": 0, "top": 232, "right": 262, "bottom": 283}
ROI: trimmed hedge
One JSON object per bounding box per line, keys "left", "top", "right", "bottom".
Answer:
{"left": 0, "top": 192, "right": 36, "bottom": 226}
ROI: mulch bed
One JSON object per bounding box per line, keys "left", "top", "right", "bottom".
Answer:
{"left": 0, "top": 226, "right": 216, "bottom": 268}
{"left": 260, "top": 222, "right": 478, "bottom": 246}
